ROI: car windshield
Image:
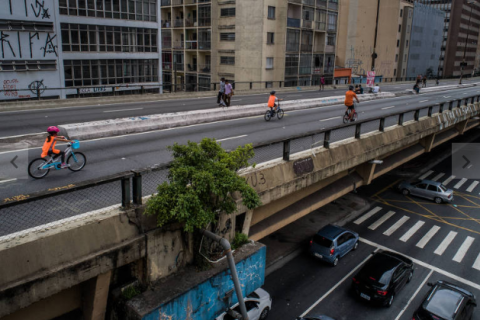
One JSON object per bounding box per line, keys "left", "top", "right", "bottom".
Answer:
{"left": 247, "top": 291, "right": 259, "bottom": 299}
{"left": 313, "top": 234, "right": 333, "bottom": 248}
{"left": 439, "top": 185, "right": 447, "bottom": 192}
{"left": 424, "top": 288, "right": 463, "bottom": 319}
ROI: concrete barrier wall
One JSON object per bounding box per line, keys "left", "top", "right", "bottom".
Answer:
{"left": 59, "top": 93, "right": 395, "bottom": 141}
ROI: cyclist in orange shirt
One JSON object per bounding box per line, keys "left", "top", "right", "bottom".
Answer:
{"left": 345, "top": 85, "right": 360, "bottom": 122}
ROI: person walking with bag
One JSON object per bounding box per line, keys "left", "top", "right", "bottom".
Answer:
{"left": 319, "top": 76, "right": 325, "bottom": 91}
{"left": 224, "top": 80, "right": 234, "bottom": 107}
{"left": 217, "top": 77, "right": 226, "bottom": 107}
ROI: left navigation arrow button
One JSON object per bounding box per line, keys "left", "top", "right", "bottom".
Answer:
{"left": 10, "top": 155, "right": 18, "bottom": 169}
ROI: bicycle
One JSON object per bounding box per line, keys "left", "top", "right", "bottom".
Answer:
{"left": 343, "top": 103, "right": 358, "bottom": 124}
{"left": 264, "top": 101, "right": 285, "bottom": 121}
{"left": 28, "top": 140, "right": 87, "bottom": 179}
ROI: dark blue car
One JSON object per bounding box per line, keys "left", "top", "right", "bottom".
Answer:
{"left": 309, "top": 224, "right": 359, "bottom": 266}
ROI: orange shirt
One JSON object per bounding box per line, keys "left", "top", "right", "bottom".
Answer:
{"left": 268, "top": 95, "right": 277, "bottom": 108}
{"left": 345, "top": 91, "right": 357, "bottom": 106}
{"left": 41, "top": 137, "right": 59, "bottom": 157}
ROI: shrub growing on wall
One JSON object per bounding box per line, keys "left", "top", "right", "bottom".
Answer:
{"left": 145, "top": 138, "right": 261, "bottom": 233}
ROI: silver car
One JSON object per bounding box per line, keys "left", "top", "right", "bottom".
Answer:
{"left": 397, "top": 179, "right": 453, "bottom": 204}
{"left": 215, "top": 288, "right": 272, "bottom": 320}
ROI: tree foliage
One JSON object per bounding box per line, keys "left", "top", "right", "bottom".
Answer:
{"left": 145, "top": 138, "right": 261, "bottom": 232}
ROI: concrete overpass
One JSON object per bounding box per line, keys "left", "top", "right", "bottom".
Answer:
{"left": 1, "top": 96, "right": 480, "bottom": 320}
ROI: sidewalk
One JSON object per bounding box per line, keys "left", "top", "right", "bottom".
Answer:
{"left": 262, "top": 192, "right": 370, "bottom": 276}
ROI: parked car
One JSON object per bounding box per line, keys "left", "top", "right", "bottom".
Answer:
{"left": 309, "top": 224, "right": 359, "bottom": 267}
{"left": 296, "top": 316, "right": 336, "bottom": 320}
{"left": 351, "top": 250, "right": 414, "bottom": 307}
{"left": 397, "top": 179, "right": 453, "bottom": 203}
{"left": 215, "top": 288, "right": 272, "bottom": 320}
{"left": 413, "top": 281, "right": 477, "bottom": 320}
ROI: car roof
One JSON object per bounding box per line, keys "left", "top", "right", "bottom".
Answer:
{"left": 435, "top": 281, "right": 475, "bottom": 298}
{"left": 421, "top": 180, "right": 442, "bottom": 186}
{"left": 424, "top": 285, "right": 465, "bottom": 320}
{"left": 316, "top": 224, "right": 347, "bottom": 240}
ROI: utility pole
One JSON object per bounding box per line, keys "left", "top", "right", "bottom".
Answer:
{"left": 460, "top": 1, "right": 476, "bottom": 84}
{"left": 371, "top": 0, "right": 381, "bottom": 71}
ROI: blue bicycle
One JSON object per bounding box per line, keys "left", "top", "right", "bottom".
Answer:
{"left": 28, "top": 140, "right": 87, "bottom": 179}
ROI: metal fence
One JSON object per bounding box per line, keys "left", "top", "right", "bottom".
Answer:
{"left": 1, "top": 95, "right": 479, "bottom": 240}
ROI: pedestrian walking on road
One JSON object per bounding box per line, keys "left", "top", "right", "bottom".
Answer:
{"left": 359, "top": 84, "right": 364, "bottom": 94}
{"left": 436, "top": 77, "right": 439, "bottom": 86}
{"left": 224, "top": 80, "right": 234, "bottom": 107}
{"left": 319, "top": 76, "right": 325, "bottom": 91}
{"left": 413, "top": 83, "right": 420, "bottom": 94}
{"left": 217, "top": 77, "right": 226, "bottom": 107}
{"left": 416, "top": 74, "right": 422, "bottom": 86}
{"left": 422, "top": 75, "right": 427, "bottom": 88}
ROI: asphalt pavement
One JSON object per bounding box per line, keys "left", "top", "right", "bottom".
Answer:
{"left": 0, "top": 79, "right": 475, "bottom": 138}
{"left": 1, "top": 85, "right": 480, "bottom": 200}
{"left": 262, "top": 134, "right": 480, "bottom": 320}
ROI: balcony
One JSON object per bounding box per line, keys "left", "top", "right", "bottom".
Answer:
{"left": 301, "top": 43, "right": 313, "bottom": 52}
{"left": 302, "top": 19, "right": 313, "bottom": 29}
{"left": 302, "top": 0, "right": 315, "bottom": 6}
{"left": 285, "top": 66, "right": 299, "bottom": 76}
{"left": 315, "top": 21, "right": 326, "bottom": 31}
{"left": 161, "top": 20, "right": 172, "bottom": 28}
{"left": 287, "top": 18, "right": 301, "bottom": 28}
{"left": 185, "top": 0, "right": 197, "bottom": 4}
{"left": 199, "top": 18, "right": 211, "bottom": 27}
{"left": 162, "top": 62, "right": 172, "bottom": 70}
{"left": 185, "top": 18, "right": 197, "bottom": 27}
{"left": 198, "top": 41, "right": 211, "bottom": 50}
{"left": 173, "top": 41, "right": 184, "bottom": 49}
{"left": 328, "top": 0, "right": 338, "bottom": 11}
{"left": 327, "top": 24, "right": 336, "bottom": 32}
{"left": 198, "top": 65, "right": 211, "bottom": 73}
{"left": 325, "top": 45, "right": 335, "bottom": 53}
{"left": 186, "top": 41, "right": 198, "bottom": 49}
{"left": 288, "top": 0, "right": 302, "bottom": 4}
{"left": 175, "top": 63, "right": 184, "bottom": 71}
{"left": 162, "top": 40, "right": 172, "bottom": 49}
{"left": 299, "top": 67, "right": 312, "bottom": 75}
{"left": 286, "top": 43, "right": 299, "bottom": 52}
{"left": 172, "top": 0, "right": 183, "bottom": 5}
{"left": 173, "top": 19, "right": 184, "bottom": 27}
{"left": 187, "top": 63, "right": 197, "bottom": 72}
{"left": 316, "top": 0, "right": 327, "bottom": 8}
{"left": 161, "top": 0, "right": 171, "bottom": 6}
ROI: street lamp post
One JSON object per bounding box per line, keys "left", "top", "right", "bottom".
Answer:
{"left": 460, "top": 1, "right": 476, "bottom": 84}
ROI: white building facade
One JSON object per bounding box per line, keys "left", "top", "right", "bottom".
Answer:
{"left": 0, "top": 0, "right": 162, "bottom": 101}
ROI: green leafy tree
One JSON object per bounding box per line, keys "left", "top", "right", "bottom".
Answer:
{"left": 145, "top": 138, "right": 261, "bottom": 232}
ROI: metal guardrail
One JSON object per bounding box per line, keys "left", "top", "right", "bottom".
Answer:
{"left": 1, "top": 94, "right": 479, "bottom": 239}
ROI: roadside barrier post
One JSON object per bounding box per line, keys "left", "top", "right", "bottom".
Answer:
{"left": 428, "top": 106, "right": 433, "bottom": 117}
{"left": 132, "top": 172, "right": 143, "bottom": 205}
{"left": 37, "top": 88, "right": 41, "bottom": 100}
{"left": 398, "top": 113, "right": 404, "bottom": 126}
{"left": 355, "top": 124, "right": 361, "bottom": 139}
{"left": 121, "top": 177, "right": 131, "bottom": 208}
{"left": 324, "top": 130, "right": 331, "bottom": 149}
{"left": 283, "top": 140, "right": 290, "bottom": 161}
{"left": 414, "top": 110, "right": 420, "bottom": 121}
{"left": 379, "top": 118, "right": 385, "bottom": 132}
{"left": 439, "top": 103, "right": 444, "bottom": 114}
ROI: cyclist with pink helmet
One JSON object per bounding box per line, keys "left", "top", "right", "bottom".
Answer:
{"left": 41, "top": 126, "right": 74, "bottom": 168}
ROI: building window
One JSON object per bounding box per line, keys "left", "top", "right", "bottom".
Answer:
{"left": 59, "top": 0, "right": 157, "bottom": 22}
{"left": 397, "top": 39, "right": 400, "bottom": 47}
{"left": 267, "top": 32, "right": 274, "bottom": 44}
{"left": 268, "top": 6, "right": 276, "bottom": 19}
{"left": 400, "top": 9, "right": 403, "bottom": 17}
{"left": 394, "top": 69, "right": 397, "bottom": 76}
{"left": 395, "top": 54, "right": 398, "bottom": 62}
{"left": 398, "top": 24, "right": 401, "bottom": 32}
{"left": 0, "top": 60, "right": 57, "bottom": 72}
{"left": 220, "top": 33, "right": 235, "bottom": 41}
{"left": 220, "top": 56, "right": 235, "bottom": 65}
{"left": 327, "top": 13, "right": 337, "bottom": 32}
{"left": 327, "top": 34, "right": 335, "bottom": 46}
{"left": 63, "top": 59, "right": 159, "bottom": 87}
{"left": 266, "top": 57, "right": 274, "bottom": 69}
{"left": 220, "top": 8, "right": 235, "bottom": 17}
{"left": 61, "top": 23, "right": 158, "bottom": 53}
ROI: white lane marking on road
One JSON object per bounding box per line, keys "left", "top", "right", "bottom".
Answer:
{"left": 466, "top": 181, "right": 479, "bottom": 192}
{"left": 400, "top": 221, "right": 425, "bottom": 242}
{"left": 431, "top": 173, "right": 445, "bottom": 181}
{"left": 360, "top": 237, "right": 480, "bottom": 291}
{"left": 434, "top": 231, "right": 458, "bottom": 255}
{"left": 454, "top": 178, "right": 468, "bottom": 189}
{"left": 381, "top": 106, "right": 395, "bottom": 110}
{"left": 320, "top": 116, "right": 341, "bottom": 122}
{"left": 453, "top": 236, "right": 475, "bottom": 263}
{"left": 444, "top": 96, "right": 451, "bottom": 98}
{"left": 394, "top": 86, "right": 401, "bottom": 88}
{"left": 473, "top": 253, "right": 480, "bottom": 271}
{"left": 419, "top": 170, "right": 434, "bottom": 180}
{"left": 0, "top": 132, "right": 44, "bottom": 139}
{"left": 299, "top": 249, "right": 379, "bottom": 317}
{"left": 383, "top": 216, "right": 410, "bottom": 236}
{"left": 443, "top": 175, "right": 456, "bottom": 186}
{"left": 368, "top": 211, "right": 395, "bottom": 230}
{"left": 230, "top": 100, "right": 242, "bottom": 102}
{"left": 416, "top": 226, "right": 441, "bottom": 249}
{"left": 419, "top": 100, "right": 429, "bottom": 103}
{"left": 216, "top": 135, "right": 248, "bottom": 142}
{"left": 394, "top": 269, "right": 434, "bottom": 320}
{"left": 0, "top": 178, "right": 17, "bottom": 184}
{"left": 354, "top": 206, "right": 382, "bottom": 225}
{"left": 103, "top": 108, "right": 143, "bottom": 113}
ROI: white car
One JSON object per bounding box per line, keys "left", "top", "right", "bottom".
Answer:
{"left": 215, "top": 288, "right": 272, "bottom": 320}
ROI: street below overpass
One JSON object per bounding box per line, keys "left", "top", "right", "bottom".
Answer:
{"left": 0, "top": 78, "right": 475, "bottom": 138}
{"left": 1, "top": 85, "right": 480, "bottom": 201}
{"left": 262, "top": 141, "right": 480, "bottom": 320}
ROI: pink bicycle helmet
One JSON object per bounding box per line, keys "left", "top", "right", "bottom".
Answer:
{"left": 47, "top": 126, "right": 60, "bottom": 133}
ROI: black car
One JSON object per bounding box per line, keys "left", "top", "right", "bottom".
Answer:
{"left": 351, "top": 250, "right": 414, "bottom": 307}
{"left": 413, "top": 281, "right": 477, "bottom": 320}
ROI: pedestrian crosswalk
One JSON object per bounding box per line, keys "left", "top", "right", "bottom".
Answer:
{"left": 418, "top": 170, "right": 480, "bottom": 194}
{"left": 352, "top": 206, "right": 480, "bottom": 272}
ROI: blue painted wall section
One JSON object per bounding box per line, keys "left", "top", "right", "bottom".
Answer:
{"left": 143, "top": 246, "right": 266, "bottom": 320}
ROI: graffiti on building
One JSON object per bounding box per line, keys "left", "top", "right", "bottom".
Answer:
{"left": 2, "top": 0, "right": 52, "bottom": 19}
{"left": 0, "top": 31, "right": 16, "bottom": 58}
{"left": 345, "top": 46, "right": 367, "bottom": 75}
{"left": 3, "top": 79, "right": 19, "bottom": 97}
{"left": 28, "top": 79, "right": 46, "bottom": 94}
{"left": 0, "top": 30, "right": 57, "bottom": 59}
{"left": 40, "top": 33, "right": 57, "bottom": 57}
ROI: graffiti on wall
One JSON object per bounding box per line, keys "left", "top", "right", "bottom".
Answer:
{"left": 345, "top": 46, "right": 367, "bottom": 75}
{"left": 28, "top": 79, "right": 46, "bottom": 94}
{"left": 345, "top": 45, "right": 395, "bottom": 77}
{"left": 0, "top": 31, "right": 57, "bottom": 59}
{"left": 1, "top": 0, "right": 51, "bottom": 19}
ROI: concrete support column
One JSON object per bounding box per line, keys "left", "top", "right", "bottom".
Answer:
{"left": 456, "top": 120, "right": 469, "bottom": 135}
{"left": 82, "top": 271, "right": 112, "bottom": 320}
{"left": 420, "top": 133, "right": 436, "bottom": 152}
{"left": 356, "top": 162, "right": 376, "bottom": 185}
{"left": 242, "top": 210, "right": 254, "bottom": 236}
